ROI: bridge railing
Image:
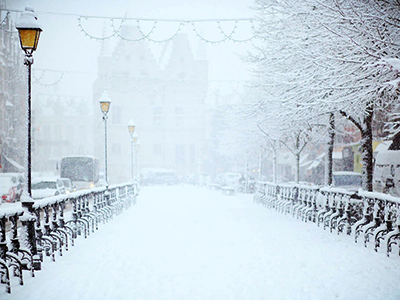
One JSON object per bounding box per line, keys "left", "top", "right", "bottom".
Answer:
{"left": 253, "top": 181, "right": 400, "bottom": 257}
{"left": 0, "top": 182, "right": 138, "bottom": 294}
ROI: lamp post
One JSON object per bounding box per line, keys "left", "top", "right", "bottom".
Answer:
{"left": 134, "top": 139, "right": 140, "bottom": 181}
{"left": 127, "top": 119, "right": 136, "bottom": 181}
{"left": 132, "top": 132, "right": 138, "bottom": 180}
{"left": 16, "top": 7, "right": 42, "bottom": 199}
{"left": 99, "top": 92, "right": 111, "bottom": 186}
{"left": 15, "top": 7, "right": 42, "bottom": 272}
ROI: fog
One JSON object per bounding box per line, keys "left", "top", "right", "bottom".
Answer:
{"left": 3, "top": 0, "right": 256, "bottom": 184}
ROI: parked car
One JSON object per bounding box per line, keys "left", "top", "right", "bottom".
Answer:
{"left": 0, "top": 173, "right": 24, "bottom": 203}
{"left": 143, "top": 170, "right": 178, "bottom": 185}
{"left": 214, "top": 173, "right": 225, "bottom": 186}
{"left": 373, "top": 144, "right": 400, "bottom": 196}
{"left": 332, "top": 171, "right": 362, "bottom": 192}
{"left": 31, "top": 177, "right": 66, "bottom": 200}
{"left": 60, "top": 178, "right": 76, "bottom": 195}
{"left": 221, "top": 173, "right": 242, "bottom": 188}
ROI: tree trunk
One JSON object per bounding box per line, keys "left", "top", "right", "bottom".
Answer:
{"left": 294, "top": 134, "right": 300, "bottom": 184}
{"left": 361, "top": 105, "right": 374, "bottom": 191}
{"left": 340, "top": 104, "right": 374, "bottom": 191}
{"left": 295, "top": 152, "right": 300, "bottom": 183}
{"left": 325, "top": 113, "right": 335, "bottom": 185}
{"left": 272, "top": 147, "right": 277, "bottom": 183}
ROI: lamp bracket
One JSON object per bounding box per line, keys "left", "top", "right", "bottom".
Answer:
{"left": 24, "top": 55, "right": 34, "bottom": 66}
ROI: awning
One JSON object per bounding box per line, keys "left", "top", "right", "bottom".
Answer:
{"left": 307, "top": 153, "right": 325, "bottom": 170}
{"left": 332, "top": 151, "right": 342, "bottom": 159}
{"left": 300, "top": 160, "right": 313, "bottom": 168}
{"left": 299, "top": 153, "right": 310, "bottom": 164}
{"left": 4, "top": 156, "right": 24, "bottom": 172}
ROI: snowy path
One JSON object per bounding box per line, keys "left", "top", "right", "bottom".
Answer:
{"left": 5, "top": 185, "right": 400, "bottom": 300}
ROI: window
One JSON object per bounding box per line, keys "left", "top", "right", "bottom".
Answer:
{"left": 190, "top": 144, "right": 195, "bottom": 163}
{"left": 153, "top": 144, "right": 162, "bottom": 156}
{"left": 175, "top": 144, "right": 185, "bottom": 165}
{"left": 175, "top": 107, "right": 184, "bottom": 127}
{"left": 112, "top": 106, "right": 121, "bottom": 125}
{"left": 80, "top": 126, "right": 86, "bottom": 141}
{"left": 112, "top": 143, "right": 122, "bottom": 156}
{"left": 153, "top": 107, "right": 163, "bottom": 126}
{"left": 55, "top": 125, "right": 62, "bottom": 140}
{"left": 68, "top": 125, "right": 74, "bottom": 140}
{"left": 44, "top": 125, "right": 51, "bottom": 140}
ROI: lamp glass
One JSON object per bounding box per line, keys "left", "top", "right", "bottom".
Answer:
{"left": 18, "top": 28, "right": 41, "bottom": 51}
{"left": 100, "top": 101, "right": 111, "bottom": 113}
{"left": 128, "top": 125, "right": 135, "bottom": 134}
{"left": 133, "top": 136, "right": 138, "bottom": 143}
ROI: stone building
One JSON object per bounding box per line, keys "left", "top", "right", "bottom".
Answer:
{"left": 32, "top": 95, "right": 93, "bottom": 173}
{"left": 93, "top": 27, "right": 209, "bottom": 184}
{"left": 0, "top": 7, "right": 26, "bottom": 173}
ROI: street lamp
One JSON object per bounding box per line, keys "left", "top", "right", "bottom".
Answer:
{"left": 16, "top": 7, "right": 42, "bottom": 199}
{"left": 99, "top": 92, "right": 111, "bottom": 186}
{"left": 15, "top": 7, "right": 42, "bottom": 272}
{"left": 127, "top": 119, "right": 136, "bottom": 181}
{"left": 132, "top": 132, "right": 138, "bottom": 180}
{"left": 134, "top": 139, "right": 140, "bottom": 181}
{"left": 132, "top": 132, "right": 138, "bottom": 144}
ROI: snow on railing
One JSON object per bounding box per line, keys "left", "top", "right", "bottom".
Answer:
{"left": 253, "top": 181, "right": 400, "bottom": 258}
{"left": 0, "top": 182, "right": 139, "bottom": 294}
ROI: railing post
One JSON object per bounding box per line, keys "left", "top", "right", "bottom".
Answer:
{"left": 21, "top": 201, "right": 41, "bottom": 270}
{"left": 10, "top": 214, "right": 20, "bottom": 255}
{"left": 0, "top": 216, "right": 7, "bottom": 261}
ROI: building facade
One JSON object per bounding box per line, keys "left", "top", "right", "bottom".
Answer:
{"left": 0, "top": 7, "right": 26, "bottom": 173}
{"left": 32, "top": 94, "right": 93, "bottom": 173}
{"left": 93, "top": 27, "right": 209, "bottom": 184}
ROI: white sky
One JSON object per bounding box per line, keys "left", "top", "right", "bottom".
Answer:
{"left": 5, "top": 0, "right": 255, "bottom": 98}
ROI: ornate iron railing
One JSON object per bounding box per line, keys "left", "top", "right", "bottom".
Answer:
{"left": 253, "top": 182, "right": 400, "bottom": 257}
{"left": 0, "top": 182, "right": 138, "bottom": 293}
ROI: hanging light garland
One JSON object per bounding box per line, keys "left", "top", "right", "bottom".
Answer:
{"left": 32, "top": 69, "right": 65, "bottom": 86}
{"left": 78, "top": 16, "right": 256, "bottom": 44}
{"left": 6, "top": 9, "right": 256, "bottom": 43}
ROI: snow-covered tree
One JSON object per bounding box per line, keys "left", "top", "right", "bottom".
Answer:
{"left": 247, "top": 0, "right": 400, "bottom": 191}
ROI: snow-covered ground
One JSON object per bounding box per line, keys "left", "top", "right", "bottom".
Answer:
{"left": 4, "top": 185, "right": 400, "bottom": 300}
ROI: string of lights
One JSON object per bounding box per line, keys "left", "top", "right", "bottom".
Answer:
{"left": 5, "top": 8, "right": 256, "bottom": 43}
{"left": 77, "top": 16, "right": 255, "bottom": 44}
{"left": 29, "top": 65, "right": 250, "bottom": 93}
{"left": 35, "top": 94, "right": 90, "bottom": 109}
{"left": 32, "top": 69, "right": 46, "bottom": 84}
{"left": 77, "top": 16, "right": 122, "bottom": 41}
{"left": 36, "top": 93, "right": 89, "bottom": 101}
{"left": 217, "top": 20, "right": 255, "bottom": 43}
{"left": 32, "top": 69, "right": 65, "bottom": 87}
{"left": 113, "top": 19, "right": 156, "bottom": 42}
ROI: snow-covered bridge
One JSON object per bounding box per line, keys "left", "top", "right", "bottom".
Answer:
{"left": 1, "top": 185, "right": 400, "bottom": 299}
